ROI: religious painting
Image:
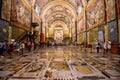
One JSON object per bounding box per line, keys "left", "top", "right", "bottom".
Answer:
{"left": 116, "top": 0, "right": 120, "bottom": 18}
{"left": 87, "top": 0, "right": 105, "bottom": 30}
{"left": 77, "top": 13, "right": 85, "bottom": 34}
{"left": 87, "top": 5, "right": 95, "bottom": 30}
{"left": 1, "top": 0, "right": 11, "bottom": 21}
{"left": 0, "top": 19, "right": 9, "bottom": 42}
{"left": 108, "top": 20, "right": 118, "bottom": 43}
{"left": 24, "top": 7, "right": 31, "bottom": 27}
{"left": 106, "top": 0, "right": 116, "bottom": 22}
{"left": 94, "top": 0, "right": 105, "bottom": 25}
{"left": 11, "top": 0, "right": 31, "bottom": 30}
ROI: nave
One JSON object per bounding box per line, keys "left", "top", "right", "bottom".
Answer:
{"left": 0, "top": 46, "right": 120, "bottom": 80}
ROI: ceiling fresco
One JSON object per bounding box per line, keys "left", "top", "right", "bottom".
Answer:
{"left": 36, "top": 0, "right": 85, "bottom": 10}
{"left": 34, "top": 0, "right": 87, "bottom": 15}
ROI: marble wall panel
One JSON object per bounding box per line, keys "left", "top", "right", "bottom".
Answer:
{"left": 108, "top": 20, "right": 118, "bottom": 43}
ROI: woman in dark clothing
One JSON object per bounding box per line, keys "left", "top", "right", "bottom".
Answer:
{"left": 96, "top": 42, "right": 100, "bottom": 53}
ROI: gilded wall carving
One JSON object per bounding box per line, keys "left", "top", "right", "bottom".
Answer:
{"left": 78, "top": 33, "right": 84, "bottom": 44}
{"left": 88, "top": 28, "right": 98, "bottom": 44}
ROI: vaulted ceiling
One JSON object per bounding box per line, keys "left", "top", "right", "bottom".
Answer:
{"left": 31, "top": 0, "right": 88, "bottom": 35}
{"left": 36, "top": 0, "right": 86, "bottom": 10}
{"left": 34, "top": 0, "right": 87, "bottom": 16}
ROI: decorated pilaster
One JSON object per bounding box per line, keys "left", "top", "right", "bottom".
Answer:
{"left": 8, "top": 26, "right": 12, "bottom": 43}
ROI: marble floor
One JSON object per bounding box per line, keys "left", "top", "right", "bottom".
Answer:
{"left": 0, "top": 46, "right": 120, "bottom": 80}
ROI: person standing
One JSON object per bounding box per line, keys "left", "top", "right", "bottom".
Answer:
{"left": 107, "top": 41, "right": 112, "bottom": 54}
{"left": 27, "top": 41, "right": 31, "bottom": 52}
{"left": 96, "top": 41, "right": 100, "bottom": 53}
{"left": 103, "top": 41, "right": 107, "bottom": 56}
{"left": 20, "top": 42, "right": 25, "bottom": 55}
{"left": 34, "top": 42, "right": 37, "bottom": 50}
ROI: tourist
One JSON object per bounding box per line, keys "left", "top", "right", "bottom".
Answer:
{"left": 96, "top": 41, "right": 100, "bottom": 53}
{"left": 103, "top": 41, "right": 107, "bottom": 56}
{"left": 27, "top": 41, "right": 31, "bottom": 52}
{"left": 107, "top": 40, "right": 112, "bottom": 53}
{"left": 20, "top": 42, "right": 25, "bottom": 55}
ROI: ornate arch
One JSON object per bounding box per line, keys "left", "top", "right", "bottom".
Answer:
{"left": 46, "top": 12, "right": 72, "bottom": 24}
{"left": 40, "top": 0, "right": 77, "bottom": 21}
